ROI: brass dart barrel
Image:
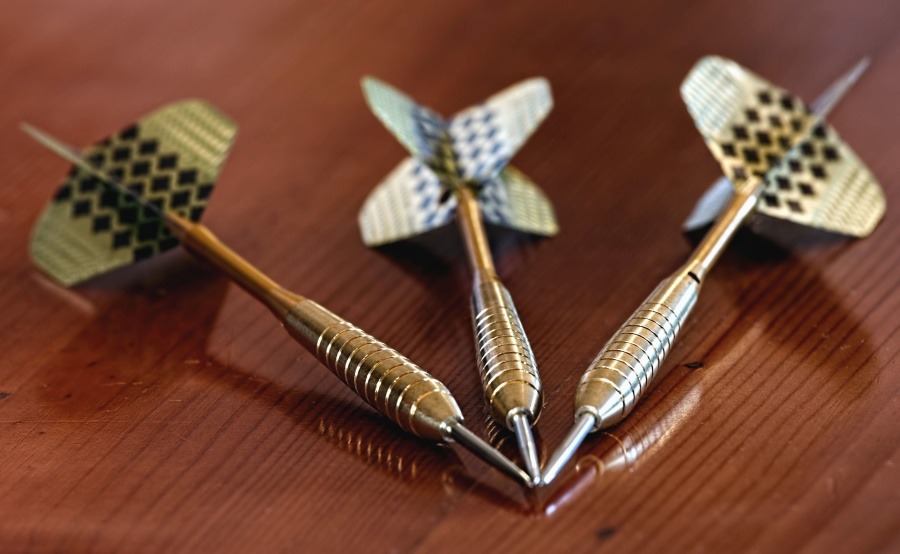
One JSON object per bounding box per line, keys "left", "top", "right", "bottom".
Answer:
{"left": 23, "top": 114, "right": 531, "bottom": 487}
{"left": 543, "top": 57, "right": 885, "bottom": 485}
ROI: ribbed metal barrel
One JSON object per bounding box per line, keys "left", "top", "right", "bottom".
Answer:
{"left": 576, "top": 272, "right": 699, "bottom": 430}
{"left": 471, "top": 279, "right": 542, "bottom": 427}
{"left": 284, "top": 299, "right": 463, "bottom": 441}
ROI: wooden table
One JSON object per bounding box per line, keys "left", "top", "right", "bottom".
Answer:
{"left": 1, "top": 1, "right": 897, "bottom": 551}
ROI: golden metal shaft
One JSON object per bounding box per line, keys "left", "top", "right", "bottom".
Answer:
{"left": 456, "top": 186, "right": 497, "bottom": 276}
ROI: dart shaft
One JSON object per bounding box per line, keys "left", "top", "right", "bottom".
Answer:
{"left": 456, "top": 185, "right": 497, "bottom": 275}
{"left": 683, "top": 182, "right": 761, "bottom": 281}
{"left": 168, "top": 214, "right": 464, "bottom": 441}
{"left": 165, "top": 214, "right": 296, "bottom": 311}
{"left": 575, "top": 184, "right": 761, "bottom": 431}
{"left": 454, "top": 186, "right": 543, "bottom": 427}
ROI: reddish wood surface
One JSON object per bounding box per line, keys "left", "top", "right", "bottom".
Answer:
{"left": 1, "top": 1, "right": 898, "bottom": 552}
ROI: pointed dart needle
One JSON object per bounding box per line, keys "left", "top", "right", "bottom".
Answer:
{"left": 541, "top": 413, "right": 595, "bottom": 486}
{"left": 444, "top": 419, "right": 533, "bottom": 487}
{"left": 510, "top": 410, "right": 541, "bottom": 485}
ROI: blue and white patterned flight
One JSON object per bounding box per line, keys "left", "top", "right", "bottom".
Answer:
{"left": 359, "top": 77, "right": 557, "bottom": 246}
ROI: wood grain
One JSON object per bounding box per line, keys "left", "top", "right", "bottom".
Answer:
{"left": 1, "top": 0, "right": 898, "bottom": 552}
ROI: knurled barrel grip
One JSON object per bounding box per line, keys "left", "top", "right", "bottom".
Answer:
{"left": 471, "top": 280, "right": 542, "bottom": 427}
{"left": 576, "top": 272, "right": 700, "bottom": 430}
{"left": 284, "top": 300, "right": 462, "bottom": 440}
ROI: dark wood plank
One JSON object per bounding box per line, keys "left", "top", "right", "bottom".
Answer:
{"left": 0, "top": 0, "right": 897, "bottom": 551}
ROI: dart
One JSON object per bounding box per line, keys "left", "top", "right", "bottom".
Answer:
{"left": 359, "top": 78, "right": 558, "bottom": 483}
{"left": 542, "top": 56, "right": 886, "bottom": 485}
{"left": 23, "top": 101, "right": 531, "bottom": 487}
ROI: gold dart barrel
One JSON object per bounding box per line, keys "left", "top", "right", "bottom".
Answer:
{"left": 457, "top": 187, "right": 541, "bottom": 424}
{"left": 575, "top": 270, "right": 699, "bottom": 430}
{"left": 285, "top": 298, "right": 459, "bottom": 440}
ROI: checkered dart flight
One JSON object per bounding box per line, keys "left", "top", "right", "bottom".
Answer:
{"left": 683, "top": 58, "right": 872, "bottom": 233}
{"left": 359, "top": 77, "right": 557, "bottom": 484}
{"left": 23, "top": 101, "right": 532, "bottom": 487}
{"left": 542, "top": 56, "right": 886, "bottom": 486}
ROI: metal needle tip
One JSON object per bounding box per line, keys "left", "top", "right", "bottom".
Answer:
{"left": 444, "top": 419, "right": 533, "bottom": 487}
{"left": 541, "top": 413, "right": 596, "bottom": 486}
{"left": 510, "top": 411, "right": 541, "bottom": 485}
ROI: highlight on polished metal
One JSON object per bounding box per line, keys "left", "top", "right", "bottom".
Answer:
{"left": 23, "top": 103, "right": 530, "bottom": 487}
{"left": 359, "top": 77, "right": 557, "bottom": 483}
{"left": 542, "top": 56, "right": 886, "bottom": 486}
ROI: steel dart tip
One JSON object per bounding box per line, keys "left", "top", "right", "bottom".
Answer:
{"left": 540, "top": 413, "right": 596, "bottom": 486}
{"left": 510, "top": 411, "right": 541, "bottom": 485}
{"left": 444, "top": 419, "right": 533, "bottom": 487}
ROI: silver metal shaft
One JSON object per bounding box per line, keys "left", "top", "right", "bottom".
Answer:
{"left": 443, "top": 419, "right": 533, "bottom": 487}
{"left": 541, "top": 413, "right": 596, "bottom": 486}
{"left": 510, "top": 410, "right": 541, "bottom": 485}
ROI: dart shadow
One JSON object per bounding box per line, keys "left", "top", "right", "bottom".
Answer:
{"left": 369, "top": 222, "right": 552, "bottom": 300}
{"left": 694, "top": 226, "right": 880, "bottom": 425}
{"left": 684, "top": 217, "right": 858, "bottom": 263}
{"left": 30, "top": 261, "right": 531, "bottom": 510}
{"left": 76, "top": 248, "right": 219, "bottom": 292}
